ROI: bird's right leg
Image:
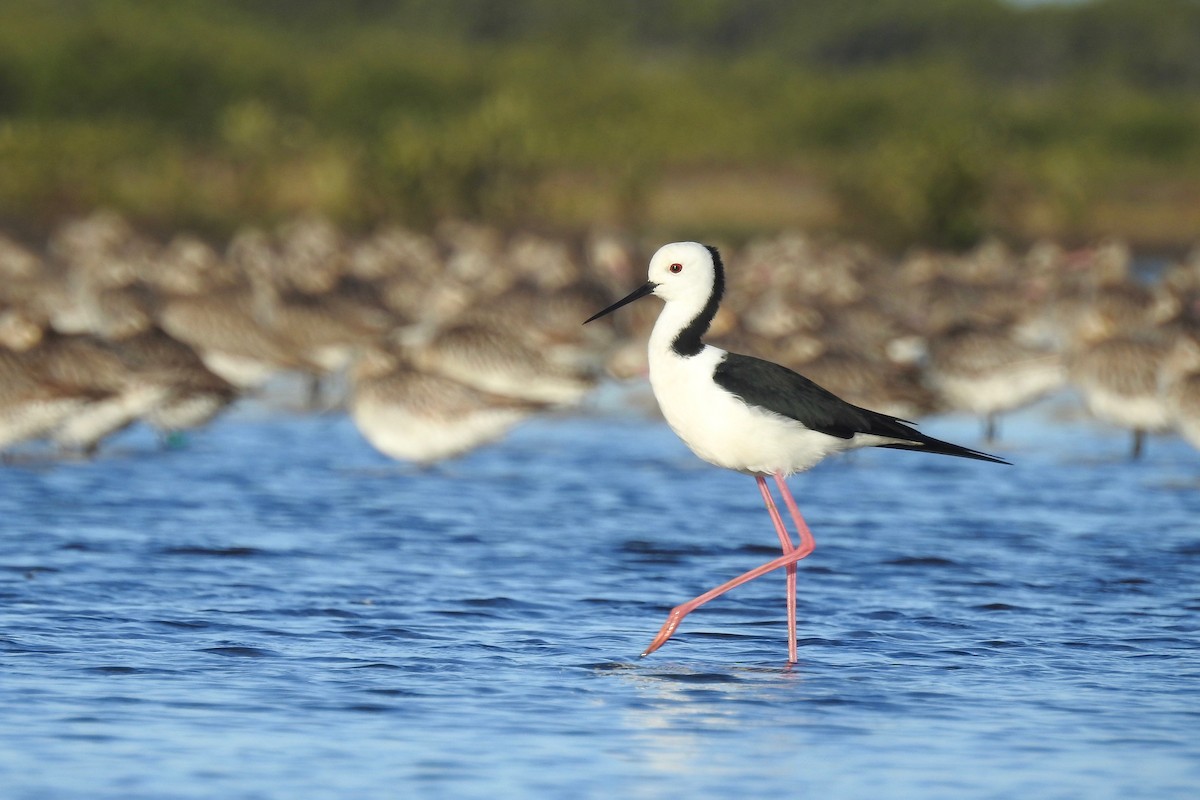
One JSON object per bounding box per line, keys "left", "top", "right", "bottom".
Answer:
{"left": 772, "top": 473, "right": 816, "bottom": 561}
{"left": 757, "top": 476, "right": 798, "bottom": 664}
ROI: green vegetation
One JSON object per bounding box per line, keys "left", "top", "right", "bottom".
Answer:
{"left": 1, "top": 0, "right": 1198, "bottom": 249}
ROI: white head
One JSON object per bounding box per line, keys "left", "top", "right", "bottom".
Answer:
{"left": 646, "top": 242, "right": 723, "bottom": 306}
{"left": 584, "top": 241, "right": 725, "bottom": 356}
{"left": 584, "top": 241, "right": 724, "bottom": 323}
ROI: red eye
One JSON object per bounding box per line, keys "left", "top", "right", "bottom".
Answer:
{"left": 669, "top": 263, "right": 683, "bottom": 273}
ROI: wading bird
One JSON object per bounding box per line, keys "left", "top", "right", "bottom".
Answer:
{"left": 585, "top": 242, "right": 1008, "bottom": 663}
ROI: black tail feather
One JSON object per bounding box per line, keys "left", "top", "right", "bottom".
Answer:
{"left": 867, "top": 412, "right": 1011, "bottom": 465}
{"left": 877, "top": 439, "right": 1011, "bottom": 465}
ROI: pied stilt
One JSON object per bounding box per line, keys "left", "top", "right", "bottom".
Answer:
{"left": 585, "top": 242, "right": 1008, "bottom": 663}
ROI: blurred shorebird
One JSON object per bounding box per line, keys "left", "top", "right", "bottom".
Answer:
{"left": 0, "top": 344, "right": 92, "bottom": 455}
{"left": 30, "top": 331, "right": 170, "bottom": 456}
{"left": 925, "top": 323, "right": 1065, "bottom": 443}
{"left": 1168, "top": 371, "right": 1200, "bottom": 453}
{"left": 1068, "top": 334, "right": 1175, "bottom": 459}
{"left": 411, "top": 321, "right": 595, "bottom": 406}
{"left": 350, "top": 346, "right": 546, "bottom": 465}
{"left": 585, "top": 242, "right": 1008, "bottom": 663}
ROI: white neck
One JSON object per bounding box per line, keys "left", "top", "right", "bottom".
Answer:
{"left": 648, "top": 295, "right": 707, "bottom": 359}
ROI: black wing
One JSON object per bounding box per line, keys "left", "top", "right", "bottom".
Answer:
{"left": 712, "top": 352, "right": 1009, "bottom": 464}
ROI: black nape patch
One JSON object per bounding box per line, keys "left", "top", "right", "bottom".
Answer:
{"left": 671, "top": 246, "right": 725, "bottom": 357}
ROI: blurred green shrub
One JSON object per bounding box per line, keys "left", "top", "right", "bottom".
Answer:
{"left": 0, "top": 0, "right": 1196, "bottom": 248}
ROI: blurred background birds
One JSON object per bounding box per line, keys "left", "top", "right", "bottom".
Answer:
{"left": 2, "top": 212, "right": 1200, "bottom": 463}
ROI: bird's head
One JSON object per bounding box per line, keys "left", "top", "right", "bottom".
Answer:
{"left": 584, "top": 241, "right": 723, "bottom": 324}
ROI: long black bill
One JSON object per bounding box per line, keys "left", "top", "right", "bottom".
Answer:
{"left": 583, "top": 281, "right": 656, "bottom": 324}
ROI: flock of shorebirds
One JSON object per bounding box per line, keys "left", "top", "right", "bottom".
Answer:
{"left": 1, "top": 210, "right": 1198, "bottom": 464}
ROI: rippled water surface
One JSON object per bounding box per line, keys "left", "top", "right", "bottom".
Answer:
{"left": 2, "top": 394, "right": 1198, "bottom": 799}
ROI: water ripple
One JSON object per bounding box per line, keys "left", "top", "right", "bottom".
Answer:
{"left": 0, "top": 410, "right": 1197, "bottom": 799}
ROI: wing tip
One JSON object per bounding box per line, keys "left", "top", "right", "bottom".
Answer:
{"left": 879, "top": 439, "right": 1012, "bottom": 465}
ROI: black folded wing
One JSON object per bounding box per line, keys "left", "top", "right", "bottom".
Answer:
{"left": 712, "top": 352, "right": 1009, "bottom": 464}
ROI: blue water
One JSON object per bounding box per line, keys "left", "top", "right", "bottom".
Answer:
{"left": 2, "top": 394, "right": 1198, "bottom": 799}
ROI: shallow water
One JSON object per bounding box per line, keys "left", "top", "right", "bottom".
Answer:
{"left": 2, "top": 394, "right": 1198, "bottom": 799}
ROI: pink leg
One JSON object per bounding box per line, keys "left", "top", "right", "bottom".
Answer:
{"left": 773, "top": 474, "right": 816, "bottom": 664}
{"left": 757, "top": 476, "right": 798, "bottom": 663}
{"left": 642, "top": 474, "right": 817, "bottom": 662}
{"left": 773, "top": 473, "right": 815, "bottom": 560}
